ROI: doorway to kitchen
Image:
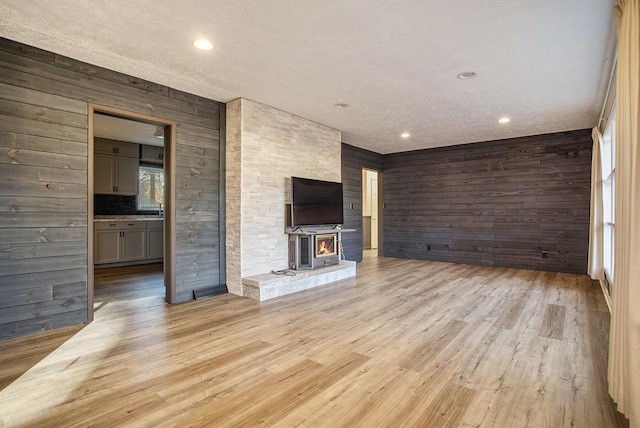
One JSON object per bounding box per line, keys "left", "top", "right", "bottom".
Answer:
{"left": 88, "top": 105, "right": 176, "bottom": 322}
{"left": 362, "top": 168, "right": 380, "bottom": 258}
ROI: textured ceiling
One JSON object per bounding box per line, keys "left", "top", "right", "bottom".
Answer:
{"left": 0, "top": 0, "right": 617, "bottom": 154}
{"left": 94, "top": 114, "right": 165, "bottom": 147}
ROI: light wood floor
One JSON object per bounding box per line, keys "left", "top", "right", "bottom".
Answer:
{"left": 0, "top": 257, "right": 628, "bottom": 427}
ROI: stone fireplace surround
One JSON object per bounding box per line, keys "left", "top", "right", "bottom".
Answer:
{"left": 242, "top": 260, "right": 356, "bottom": 301}
{"left": 225, "top": 98, "right": 356, "bottom": 300}
{"left": 243, "top": 227, "right": 357, "bottom": 301}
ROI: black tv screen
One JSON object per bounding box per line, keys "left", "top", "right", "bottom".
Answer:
{"left": 291, "top": 177, "right": 344, "bottom": 226}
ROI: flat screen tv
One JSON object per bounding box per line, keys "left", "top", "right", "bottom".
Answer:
{"left": 291, "top": 177, "right": 344, "bottom": 227}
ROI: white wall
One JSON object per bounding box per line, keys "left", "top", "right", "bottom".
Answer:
{"left": 226, "top": 98, "right": 341, "bottom": 295}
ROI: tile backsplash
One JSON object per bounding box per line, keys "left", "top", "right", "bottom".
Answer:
{"left": 94, "top": 194, "right": 158, "bottom": 216}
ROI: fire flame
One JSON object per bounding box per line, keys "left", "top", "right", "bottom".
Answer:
{"left": 318, "top": 240, "right": 332, "bottom": 255}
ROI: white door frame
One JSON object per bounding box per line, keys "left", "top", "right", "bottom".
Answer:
{"left": 362, "top": 167, "right": 382, "bottom": 256}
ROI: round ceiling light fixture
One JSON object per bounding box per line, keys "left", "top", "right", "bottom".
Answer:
{"left": 334, "top": 103, "right": 349, "bottom": 109}
{"left": 457, "top": 71, "right": 477, "bottom": 80}
{"left": 498, "top": 117, "right": 511, "bottom": 124}
{"left": 400, "top": 132, "right": 410, "bottom": 138}
{"left": 193, "top": 38, "right": 213, "bottom": 50}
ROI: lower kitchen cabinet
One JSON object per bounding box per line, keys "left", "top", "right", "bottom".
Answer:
{"left": 121, "top": 229, "right": 146, "bottom": 261}
{"left": 146, "top": 221, "right": 164, "bottom": 260}
{"left": 94, "top": 221, "right": 149, "bottom": 265}
{"left": 94, "top": 229, "right": 121, "bottom": 264}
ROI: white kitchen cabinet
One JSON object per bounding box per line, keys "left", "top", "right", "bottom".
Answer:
{"left": 94, "top": 221, "right": 146, "bottom": 265}
{"left": 146, "top": 221, "right": 164, "bottom": 259}
{"left": 115, "top": 156, "right": 139, "bottom": 195}
{"left": 121, "top": 229, "right": 146, "bottom": 261}
{"left": 94, "top": 229, "right": 121, "bottom": 264}
{"left": 94, "top": 152, "right": 139, "bottom": 195}
{"left": 95, "top": 139, "right": 139, "bottom": 158}
{"left": 94, "top": 154, "right": 115, "bottom": 194}
{"left": 140, "top": 145, "right": 164, "bottom": 163}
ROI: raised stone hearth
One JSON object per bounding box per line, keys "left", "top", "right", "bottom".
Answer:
{"left": 242, "top": 260, "right": 356, "bottom": 301}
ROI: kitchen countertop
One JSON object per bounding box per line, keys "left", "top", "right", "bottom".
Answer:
{"left": 94, "top": 215, "right": 164, "bottom": 222}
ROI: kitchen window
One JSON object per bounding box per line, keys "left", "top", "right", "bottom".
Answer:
{"left": 138, "top": 165, "right": 165, "bottom": 210}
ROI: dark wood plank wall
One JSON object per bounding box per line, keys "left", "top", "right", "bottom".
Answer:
{"left": 341, "top": 144, "right": 384, "bottom": 261}
{"left": 382, "top": 129, "right": 592, "bottom": 274}
{"left": 0, "top": 37, "right": 222, "bottom": 339}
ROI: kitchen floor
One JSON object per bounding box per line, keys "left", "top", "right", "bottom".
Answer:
{"left": 94, "top": 263, "right": 165, "bottom": 313}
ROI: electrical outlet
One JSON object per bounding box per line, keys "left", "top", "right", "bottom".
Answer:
{"left": 427, "top": 245, "right": 431, "bottom": 251}
{"left": 542, "top": 250, "right": 548, "bottom": 259}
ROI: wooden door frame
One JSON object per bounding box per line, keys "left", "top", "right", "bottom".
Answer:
{"left": 87, "top": 104, "right": 177, "bottom": 322}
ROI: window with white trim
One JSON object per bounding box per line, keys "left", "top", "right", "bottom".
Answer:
{"left": 138, "top": 165, "right": 164, "bottom": 210}
{"left": 602, "top": 107, "right": 616, "bottom": 286}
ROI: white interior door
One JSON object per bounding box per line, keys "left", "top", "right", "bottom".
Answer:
{"left": 369, "top": 174, "right": 378, "bottom": 249}
{"left": 362, "top": 169, "right": 379, "bottom": 251}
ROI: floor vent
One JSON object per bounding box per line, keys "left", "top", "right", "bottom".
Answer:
{"left": 193, "top": 284, "right": 228, "bottom": 300}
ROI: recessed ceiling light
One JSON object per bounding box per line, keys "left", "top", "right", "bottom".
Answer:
{"left": 498, "top": 117, "right": 511, "bottom": 124}
{"left": 335, "top": 103, "right": 349, "bottom": 109}
{"left": 193, "top": 39, "right": 213, "bottom": 50}
{"left": 401, "top": 132, "right": 410, "bottom": 138}
{"left": 457, "top": 71, "right": 477, "bottom": 80}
